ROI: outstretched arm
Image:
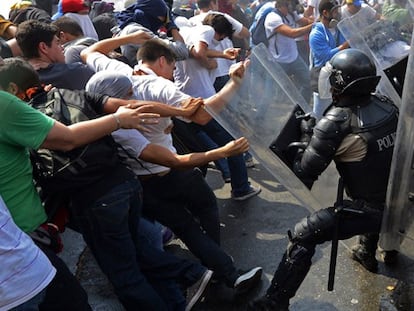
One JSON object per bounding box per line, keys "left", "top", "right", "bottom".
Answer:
{"left": 190, "top": 61, "right": 247, "bottom": 125}
{"left": 140, "top": 137, "right": 249, "bottom": 169}
{"left": 41, "top": 106, "right": 159, "bottom": 151}
{"left": 80, "top": 30, "right": 153, "bottom": 63}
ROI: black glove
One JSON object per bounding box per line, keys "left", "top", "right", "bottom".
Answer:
{"left": 299, "top": 113, "right": 316, "bottom": 144}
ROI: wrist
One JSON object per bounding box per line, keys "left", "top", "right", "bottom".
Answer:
{"left": 112, "top": 113, "right": 121, "bottom": 130}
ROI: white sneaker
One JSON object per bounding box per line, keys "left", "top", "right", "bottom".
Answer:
{"left": 232, "top": 186, "right": 261, "bottom": 201}
{"left": 185, "top": 269, "right": 213, "bottom": 311}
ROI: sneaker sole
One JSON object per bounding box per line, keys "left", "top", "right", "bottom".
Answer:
{"left": 185, "top": 270, "right": 213, "bottom": 311}
{"left": 234, "top": 267, "right": 263, "bottom": 293}
{"left": 232, "top": 187, "right": 262, "bottom": 201}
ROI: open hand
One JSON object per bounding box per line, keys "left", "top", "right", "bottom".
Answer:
{"left": 223, "top": 137, "right": 249, "bottom": 157}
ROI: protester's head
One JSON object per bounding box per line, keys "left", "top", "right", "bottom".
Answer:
{"left": 319, "top": 0, "right": 341, "bottom": 26}
{"left": 116, "top": 0, "right": 170, "bottom": 32}
{"left": 53, "top": 16, "right": 84, "bottom": 44}
{"left": 318, "top": 0, "right": 340, "bottom": 16}
{"left": 86, "top": 71, "right": 133, "bottom": 99}
{"left": 202, "top": 13, "right": 234, "bottom": 40}
{"left": 0, "top": 57, "right": 41, "bottom": 99}
{"left": 136, "top": 39, "right": 176, "bottom": 80}
{"left": 16, "top": 20, "right": 65, "bottom": 63}
{"left": 275, "top": 0, "right": 291, "bottom": 14}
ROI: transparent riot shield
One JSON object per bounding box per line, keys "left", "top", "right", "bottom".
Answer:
{"left": 205, "top": 44, "right": 340, "bottom": 212}
{"left": 379, "top": 32, "right": 414, "bottom": 258}
{"left": 337, "top": 12, "right": 412, "bottom": 105}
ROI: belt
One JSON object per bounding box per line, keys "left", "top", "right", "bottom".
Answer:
{"left": 138, "top": 170, "right": 171, "bottom": 181}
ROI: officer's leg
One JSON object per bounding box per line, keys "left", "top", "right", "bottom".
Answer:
{"left": 351, "top": 233, "right": 379, "bottom": 272}
{"left": 249, "top": 208, "right": 337, "bottom": 311}
{"left": 338, "top": 200, "right": 383, "bottom": 273}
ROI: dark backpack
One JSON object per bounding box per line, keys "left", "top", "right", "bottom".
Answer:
{"left": 250, "top": 6, "right": 279, "bottom": 47}
{"left": 29, "top": 88, "right": 120, "bottom": 197}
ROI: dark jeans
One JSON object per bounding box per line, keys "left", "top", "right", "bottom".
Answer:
{"left": 71, "top": 176, "right": 204, "bottom": 311}
{"left": 141, "top": 168, "right": 239, "bottom": 286}
{"left": 35, "top": 243, "right": 91, "bottom": 311}
{"left": 11, "top": 289, "right": 46, "bottom": 311}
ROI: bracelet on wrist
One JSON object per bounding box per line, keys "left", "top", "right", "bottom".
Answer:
{"left": 112, "top": 114, "right": 121, "bottom": 130}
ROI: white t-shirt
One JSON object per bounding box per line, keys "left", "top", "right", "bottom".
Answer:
{"left": 86, "top": 53, "right": 192, "bottom": 174}
{"left": 0, "top": 196, "right": 56, "bottom": 310}
{"left": 340, "top": 3, "right": 378, "bottom": 22}
{"left": 307, "top": 0, "right": 320, "bottom": 19}
{"left": 265, "top": 11, "right": 299, "bottom": 63}
{"left": 174, "top": 25, "right": 218, "bottom": 98}
{"left": 189, "top": 11, "right": 244, "bottom": 78}
{"left": 129, "top": 70, "right": 191, "bottom": 175}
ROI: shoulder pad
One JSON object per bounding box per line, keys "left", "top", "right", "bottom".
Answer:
{"left": 314, "top": 107, "right": 351, "bottom": 138}
{"left": 324, "top": 107, "right": 351, "bottom": 122}
{"left": 354, "top": 95, "right": 398, "bottom": 131}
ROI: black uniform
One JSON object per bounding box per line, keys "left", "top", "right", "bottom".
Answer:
{"left": 249, "top": 47, "right": 399, "bottom": 310}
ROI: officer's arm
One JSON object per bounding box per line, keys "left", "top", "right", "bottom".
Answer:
{"left": 294, "top": 108, "right": 351, "bottom": 185}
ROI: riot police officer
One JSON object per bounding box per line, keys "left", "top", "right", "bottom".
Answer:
{"left": 249, "top": 49, "right": 399, "bottom": 310}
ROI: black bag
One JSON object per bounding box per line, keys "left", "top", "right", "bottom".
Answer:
{"left": 310, "top": 66, "right": 322, "bottom": 93}
{"left": 29, "top": 88, "right": 120, "bottom": 196}
{"left": 251, "top": 7, "right": 279, "bottom": 47}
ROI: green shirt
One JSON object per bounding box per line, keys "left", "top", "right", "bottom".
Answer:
{"left": 0, "top": 91, "right": 55, "bottom": 232}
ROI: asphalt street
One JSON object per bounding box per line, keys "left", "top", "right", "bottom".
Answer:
{"left": 60, "top": 163, "right": 414, "bottom": 311}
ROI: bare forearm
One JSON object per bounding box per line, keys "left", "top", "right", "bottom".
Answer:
{"left": 81, "top": 34, "right": 139, "bottom": 62}
{"left": 140, "top": 144, "right": 227, "bottom": 169}
{"left": 206, "top": 49, "right": 227, "bottom": 59}
{"left": 41, "top": 114, "right": 119, "bottom": 151}
{"left": 192, "top": 80, "right": 239, "bottom": 125}
{"left": 104, "top": 98, "right": 182, "bottom": 117}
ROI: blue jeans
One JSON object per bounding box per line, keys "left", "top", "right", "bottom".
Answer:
{"left": 139, "top": 217, "right": 163, "bottom": 250}
{"left": 279, "top": 55, "right": 312, "bottom": 104}
{"left": 194, "top": 129, "right": 231, "bottom": 179}
{"left": 191, "top": 119, "right": 251, "bottom": 196}
{"left": 71, "top": 176, "right": 204, "bottom": 311}
{"left": 141, "top": 168, "right": 240, "bottom": 286}
{"left": 10, "top": 289, "right": 47, "bottom": 311}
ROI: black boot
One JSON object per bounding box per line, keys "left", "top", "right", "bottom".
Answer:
{"left": 249, "top": 244, "right": 315, "bottom": 311}
{"left": 351, "top": 233, "right": 379, "bottom": 272}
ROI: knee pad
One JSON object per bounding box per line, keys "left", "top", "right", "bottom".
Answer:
{"left": 292, "top": 208, "right": 336, "bottom": 246}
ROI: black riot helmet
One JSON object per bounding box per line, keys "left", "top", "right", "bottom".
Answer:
{"left": 329, "top": 49, "right": 381, "bottom": 97}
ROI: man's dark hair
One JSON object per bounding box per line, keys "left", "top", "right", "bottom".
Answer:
{"left": 318, "top": 0, "right": 340, "bottom": 15}
{"left": 202, "top": 13, "right": 234, "bottom": 40}
{"left": 0, "top": 57, "right": 41, "bottom": 91}
{"left": 52, "top": 16, "right": 84, "bottom": 37}
{"left": 136, "top": 39, "right": 176, "bottom": 64}
{"left": 197, "top": 0, "right": 215, "bottom": 10}
{"left": 16, "top": 20, "right": 59, "bottom": 59}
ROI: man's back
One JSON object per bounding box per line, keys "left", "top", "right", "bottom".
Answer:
{"left": 37, "top": 62, "right": 94, "bottom": 90}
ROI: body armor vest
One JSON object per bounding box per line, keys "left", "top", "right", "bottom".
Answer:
{"left": 335, "top": 95, "right": 398, "bottom": 203}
